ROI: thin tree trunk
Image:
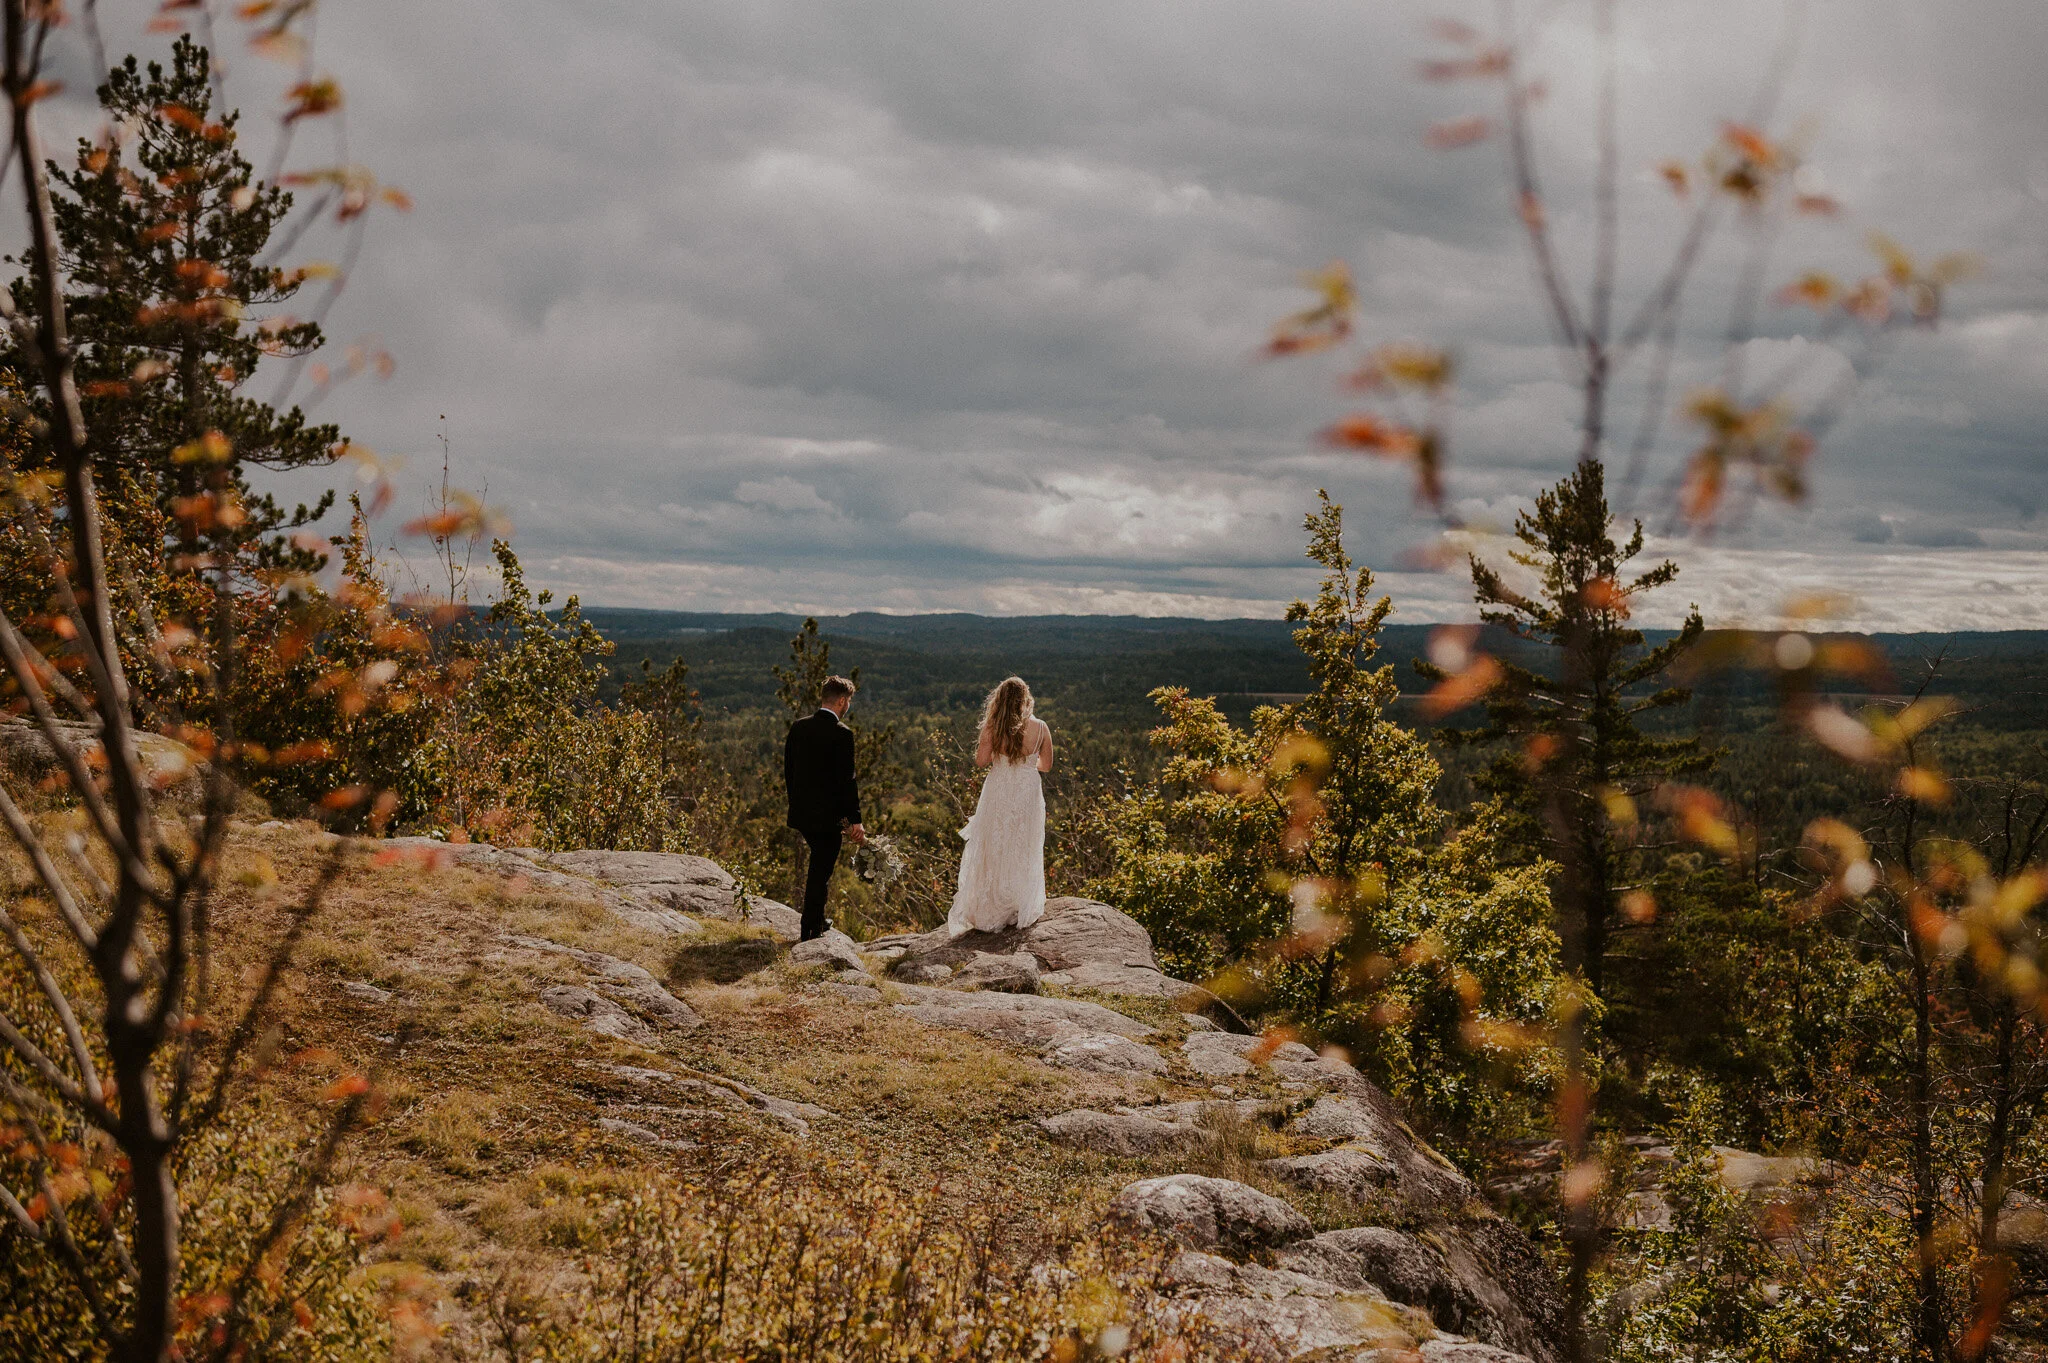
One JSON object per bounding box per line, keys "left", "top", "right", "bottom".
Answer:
{"left": 1911, "top": 945, "right": 1943, "bottom": 1362}
{"left": 1980, "top": 1004, "right": 2016, "bottom": 1255}
{"left": 6, "top": 10, "right": 175, "bottom": 1356}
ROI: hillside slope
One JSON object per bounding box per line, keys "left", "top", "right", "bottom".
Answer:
{"left": 230, "top": 821, "right": 1563, "bottom": 1360}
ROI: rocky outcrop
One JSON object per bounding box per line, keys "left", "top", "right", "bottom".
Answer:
{"left": 508, "top": 934, "right": 702, "bottom": 1036}
{"left": 358, "top": 831, "right": 1563, "bottom": 1358}
{"left": 1286, "top": 1092, "right": 1477, "bottom": 1210}
{"left": 380, "top": 838, "right": 801, "bottom": 940}
{"left": 1032, "top": 1024, "right": 1561, "bottom": 1360}
{"left": 952, "top": 951, "right": 1041, "bottom": 993}
{"left": 1489, "top": 1138, "right": 1828, "bottom": 1232}
{"left": 540, "top": 849, "right": 802, "bottom": 939}
{"left": 542, "top": 986, "right": 657, "bottom": 1046}
{"left": 1262, "top": 1146, "right": 1398, "bottom": 1200}
{"left": 1112, "top": 1172, "right": 1546, "bottom": 1363}
{"left": 2, "top": 717, "right": 199, "bottom": 797}
{"left": 1277, "top": 1227, "right": 1559, "bottom": 1361}
{"left": 890, "top": 980, "right": 1155, "bottom": 1050}
{"left": 1110, "top": 1175, "right": 1312, "bottom": 1257}
{"left": 1045, "top": 1033, "right": 1170, "bottom": 1077}
{"left": 1036, "top": 1098, "right": 1279, "bottom": 1155}
{"left": 1037, "top": 1109, "right": 1206, "bottom": 1157}
{"left": 787, "top": 929, "right": 866, "bottom": 973}
{"left": 1181, "top": 1031, "right": 1319, "bottom": 1078}
{"left": 597, "top": 1063, "right": 831, "bottom": 1139}
{"left": 872, "top": 897, "right": 1188, "bottom": 998}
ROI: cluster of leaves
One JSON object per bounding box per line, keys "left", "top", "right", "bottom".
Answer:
{"left": 0, "top": 1083, "right": 399, "bottom": 1362}
{"left": 1595, "top": 1094, "right": 1923, "bottom": 1362}
{"left": 240, "top": 527, "right": 709, "bottom": 852}
{"left": 3, "top": 36, "right": 344, "bottom": 581}
{"left": 1080, "top": 494, "right": 1566, "bottom": 1139}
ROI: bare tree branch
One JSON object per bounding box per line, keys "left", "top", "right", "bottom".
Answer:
{"left": 0, "top": 780, "right": 98, "bottom": 949}
{"left": 0, "top": 893, "right": 106, "bottom": 1104}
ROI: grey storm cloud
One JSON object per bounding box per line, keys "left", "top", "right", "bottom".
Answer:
{"left": 56, "top": 0, "right": 2048, "bottom": 626}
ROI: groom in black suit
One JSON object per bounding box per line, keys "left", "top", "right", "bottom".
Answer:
{"left": 783, "top": 674, "right": 866, "bottom": 942}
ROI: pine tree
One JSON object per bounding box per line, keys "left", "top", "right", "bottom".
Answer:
{"left": 1420, "top": 461, "right": 1709, "bottom": 997}
{"left": 5, "top": 36, "right": 338, "bottom": 571}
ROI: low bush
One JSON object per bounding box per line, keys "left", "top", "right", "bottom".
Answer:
{"left": 0, "top": 1102, "right": 396, "bottom": 1362}
{"left": 487, "top": 1155, "right": 1229, "bottom": 1363}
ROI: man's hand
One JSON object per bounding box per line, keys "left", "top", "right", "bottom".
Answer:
{"left": 845, "top": 823, "right": 867, "bottom": 845}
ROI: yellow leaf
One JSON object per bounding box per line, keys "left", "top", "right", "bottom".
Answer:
{"left": 1897, "top": 766, "right": 1951, "bottom": 807}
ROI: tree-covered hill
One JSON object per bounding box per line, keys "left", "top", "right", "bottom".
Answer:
{"left": 587, "top": 607, "right": 2048, "bottom": 732}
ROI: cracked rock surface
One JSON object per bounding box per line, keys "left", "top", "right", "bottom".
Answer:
{"left": 873, "top": 896, "right": 1189, "bottom": 999}
{"left": 509, "top": 934, "right": 702, "bottom": 1035}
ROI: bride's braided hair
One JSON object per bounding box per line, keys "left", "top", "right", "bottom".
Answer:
{"left": 981, "top": 676, "right": 1034, "bottom": 761}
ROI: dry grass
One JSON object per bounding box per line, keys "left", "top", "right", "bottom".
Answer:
{"left": 4, "top": 817, "right": 1347, "bottom": 1357}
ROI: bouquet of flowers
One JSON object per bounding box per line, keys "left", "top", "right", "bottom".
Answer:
{"left": 852, "top": 832, "right": 906, "bottom": 890}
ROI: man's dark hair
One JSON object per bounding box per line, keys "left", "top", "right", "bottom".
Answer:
{"left": 821, "top": 675, "right": 858, "bottom": 704}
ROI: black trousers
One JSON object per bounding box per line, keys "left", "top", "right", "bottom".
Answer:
{"left": 796, "top": 825, "right": 842, "bottom": 941}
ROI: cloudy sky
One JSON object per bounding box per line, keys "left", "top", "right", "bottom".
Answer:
{"left": 52, "top": 0, "right": 2048, "bottom": 629}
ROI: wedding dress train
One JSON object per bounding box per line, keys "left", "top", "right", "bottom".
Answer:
{"left": 947, "top": 752, "right": 1046, "bottom": 936}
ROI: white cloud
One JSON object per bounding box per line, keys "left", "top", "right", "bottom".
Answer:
{"left": 36, "top": 0, "right": 2038, "bottom": 631}
{"left": 733, "top": 478, "right": 838, "bottom": 515}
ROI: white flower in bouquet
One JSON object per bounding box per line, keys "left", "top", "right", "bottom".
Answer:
{"left": 853, "top": 833, "right": 906, "bottom": 889}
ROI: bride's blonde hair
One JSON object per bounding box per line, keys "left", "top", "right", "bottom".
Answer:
{"left": 981, "top": 676, "right": 1034, "bottom": 760}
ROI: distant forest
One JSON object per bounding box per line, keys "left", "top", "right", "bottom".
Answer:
{"left": 588, "top": 607, "right": 2048, "bottom": 731}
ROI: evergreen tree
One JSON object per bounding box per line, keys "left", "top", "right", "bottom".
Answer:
{"left": 774, "top": 617, "right": 857, "bottom": 721}
{"left": 622, "top": 654, "right": 704, "bottom": 808}
{"left": 5, "top": 36, "right": 337, "bottom": 571}
{"left": 1087, "top": 494, "right": 1561, "bottom": 1137}
{"left": 1420, "top": 461, "right": 1709, "bottom": 997}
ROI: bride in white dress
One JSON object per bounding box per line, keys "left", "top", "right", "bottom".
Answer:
{"left": 948, "top": 676, "right": 1053, "bottom": 937}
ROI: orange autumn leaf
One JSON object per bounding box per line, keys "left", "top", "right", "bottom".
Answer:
{"left": 1375, "top": 343, "right": 1453, "bottom": 390}
{"left": 1425, "top": 116, "right": 1494, "bottom": 149}
{"left": 1777, "top": 272, "right": 1839, "bottom": 311}
{"left": 1267, "top": 261, "right": 1355, "bottom": 356}
{"left": 1659, "top": 784, "right": 1743, "bottom": 859}
{"left": 1580, "top": 577, "right": 1628, "bottom": 614}
{"left": 1321, "top": 414, "right": 1421, "bottom": 456}
{"left": 1720, "top": 123, "right": 1779, "bottom": 167}
{"left": 322, "top": 1073, "right": 371, "bottom": 1102}
{"left": 1418, "top": 50, "right": 1510, "bottom": 81}
{"left": 1421, "top": 655, "right": 1501, "bottom": 719}
{"left": 157, "top": 103, "right": 205, "bottom": 133}
{"left": 284, "top": 79, "right": 343, "bottom": 124}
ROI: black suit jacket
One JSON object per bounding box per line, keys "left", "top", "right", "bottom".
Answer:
{"left": 784, "top": 708, "right": 862, "bottom": 832}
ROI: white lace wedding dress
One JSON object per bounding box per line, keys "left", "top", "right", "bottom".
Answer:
{"left": 947, "top": 740, "right": 1047, "bottom": 937}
